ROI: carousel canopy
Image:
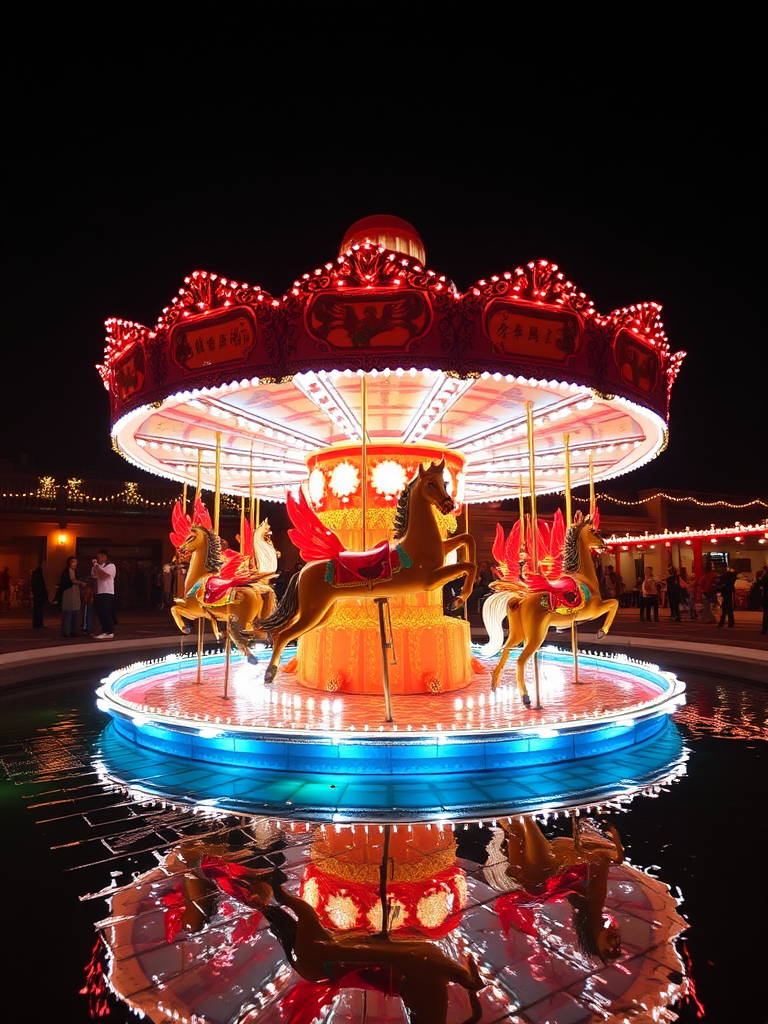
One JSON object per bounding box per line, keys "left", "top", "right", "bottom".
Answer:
{"left": 100, "top": 217, "right": 684, "bottom": 502}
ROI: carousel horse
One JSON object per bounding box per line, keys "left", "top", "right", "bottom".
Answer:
{"left": 178, "top": 856, "right": 485, "bottom": 1024}
{"left": 480, "top": 509, "right": 619, "bottom": 703}
{"left": 493, "top": 816, "right": 624, "bottom": 964}
{"left": 170, "top": 520, "right": 277, "bottom": 661}
{"left": 256, "top": 460, "right": 476, "bottom": 685}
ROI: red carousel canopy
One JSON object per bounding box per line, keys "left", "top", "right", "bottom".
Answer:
{"left": 100, "top": 216, "right": 684, "bottom": 502}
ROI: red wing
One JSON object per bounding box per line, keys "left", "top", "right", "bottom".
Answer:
{"left": 549, "top": 509, "right": 566, "bottom": 578}
{"left": 537, "top": 520, "right": 552, "bottom": 562}
{"left": 287, "top": 488, "right": 344, "bottom": 562}
{"left": 170, "top": 501, "right": 191, "bottom": 549}
{"left": 592, "top": 505, "right": 600, "bottom": 531}
{"left": 193, "top": 496, "right": 212, "bottom": 530}
{"left": 218, "top": 553, "right": 256, "bottom": 584}
{"left": 388, "top": 294, "right": 420, "bottom": 326}
{"left": 240, "top": 519, "right": 254, "bottom": 558}
{"left": 492, "top": 520, "right": 522, "bottom": 581}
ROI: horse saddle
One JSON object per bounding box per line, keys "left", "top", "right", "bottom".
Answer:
{"left": 188, "top": 575, "right": 241, "bottom": 607}
{"left": 326, "top": 540, "right": 409, "bottom": 588}
{"left": 525, "top": 572, "right": 589, "bottom": 614}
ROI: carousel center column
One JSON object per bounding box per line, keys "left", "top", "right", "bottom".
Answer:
{"left": 290, "top": 443, "right": 474, "bottom": 695}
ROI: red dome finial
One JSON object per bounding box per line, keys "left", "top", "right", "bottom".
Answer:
{"left": 340, "top": 215, "right": 425, "bottom": 264}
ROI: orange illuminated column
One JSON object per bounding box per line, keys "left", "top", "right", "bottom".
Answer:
{"left": 299, "top": 824, "right": 466, "bottom": 937}
{"left": 294, "top": 444, "right": 473, "bottom": 694}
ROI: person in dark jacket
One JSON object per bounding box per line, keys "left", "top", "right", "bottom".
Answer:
{"left": 665, "top": 567, "right": 683, "bottom": 621}
{"left": 717, "top": 567, "right": 737, "bottom": 628}
{"left": 30, "top": 563, "right": 48, "bottom": 628}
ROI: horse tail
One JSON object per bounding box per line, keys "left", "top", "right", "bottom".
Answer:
{"left": 479, "top": 590, "right": 519, "bottom": 657}
{"left": 256, "top": 571, "right": 300, "bottom": 631}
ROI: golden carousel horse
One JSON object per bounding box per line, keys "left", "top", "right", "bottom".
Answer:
{"left": 170, "top": 518, "right": 278, "bottom": 661}
{"left": 257, "top": 460, "right": 476, "bottom": 685}
{"left": 480, "top": 509, "right": 619, "bottom": 704}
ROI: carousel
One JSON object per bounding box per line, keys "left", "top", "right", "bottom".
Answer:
{"left": 81, "top": 217, "right": 703, "bottom": 1024}
{"left": 95, "top": 215, "right": 687, "bottom": 820}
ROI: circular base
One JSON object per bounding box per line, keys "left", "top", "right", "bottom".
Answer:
{"left": 96, "top": 646, "right": 686, "bottom": 819}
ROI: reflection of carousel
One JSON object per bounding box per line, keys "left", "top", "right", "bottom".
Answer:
{"left": 96, "top": 216, "right": 686, "bottom": 818}
{"left": 89, "top": 817, "right": 692, "bottom": 1024}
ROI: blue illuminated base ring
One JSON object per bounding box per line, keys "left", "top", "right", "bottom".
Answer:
{"left": 96, "top": 647, "right": 685, "bottom": 778}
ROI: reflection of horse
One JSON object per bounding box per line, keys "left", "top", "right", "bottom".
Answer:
{"left": 481, "top": 512, "right": 618, "bottom": 703}
{"left": 493, "top": 816, "right": 624, "bottom": 964}
{"left": 185, "top": 857, "right": 484, "bottom": 1024}
{"left": 264, "top": 882, "right": 484, "bottom": 1024}
{"left": 257, "top": 460, "right": 476, "bottom": 685}
{"left": 170, "top": 521, "right": 277, "bottom": 661}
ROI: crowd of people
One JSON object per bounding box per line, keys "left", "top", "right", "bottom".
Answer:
{"left": 629, "top": 563, "right": 768, "bottom": 632}
{"left": 5, "top": 553, "right": 768, "bottom": 637}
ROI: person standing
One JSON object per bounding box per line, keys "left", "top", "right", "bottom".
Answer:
{"left": 716, "top": 566, "right": 737, "bottom": 629}
{"left": 30, "top": 562, "right": 48, "bottom": 628}
{"left": 641, "top": 567, "right": 660, "bottom": 623}
{"left": 698, "top": 566, "right": 718, "bottom": 623}
{"left": 91, "top": 549, "right": 117, "bottom": 639}
{"left": 57, "top": 556, "right": 84, "bottom": 637}
{"left": 665, "top": 567, "right": 682, "bottom": 621}
{"left": 758, "top": 569, "right": 768, "bottom": 636}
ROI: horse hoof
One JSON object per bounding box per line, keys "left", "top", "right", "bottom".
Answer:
{"left": 182, "top": 627, "right": 191, "bottom": 634}
{"left": 596, "top": 629, "right": 606, "bottom": 639}
{"left": 263, "top": 666, "right": 277, "bottom": 686}
{"left": 522, "top": 693, "right": 531, "bottom": 708}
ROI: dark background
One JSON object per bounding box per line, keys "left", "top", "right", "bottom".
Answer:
{"left": 4, "top": 12, "right": 765, "bottom": 498}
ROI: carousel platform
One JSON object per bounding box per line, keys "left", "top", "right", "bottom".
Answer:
{"left": 95, "top": 644, "right": 685, "bottom": 816}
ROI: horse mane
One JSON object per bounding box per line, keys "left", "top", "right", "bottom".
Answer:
{"left": 392, "top": 477, "right": 417, "bottom": 540}
{"left": 195, "top": 526, "right": 224, "bottom": 573}
{"left": 562, "top": 513, "right": 597, "bottom": 574}
{"left": 562, "top": 521, "right": 584, "bottom": 574}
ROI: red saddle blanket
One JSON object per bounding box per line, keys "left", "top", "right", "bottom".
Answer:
{"left": 495, "top": 863, "right": 589, "bottom": 936}
{"left": 327, "top": 540, "right": 402, "bottom": 588}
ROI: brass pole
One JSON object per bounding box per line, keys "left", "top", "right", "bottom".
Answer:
{"left": 526, "top": 404, "right": 538, "bottom": 572}
{"left": 196, "top": 618, "right": 204, "bottom": 685}
{"left": 565, "top": 434, "right": 580, "bottom": 684}
{"left": 375, "top": 597, "right": 395, "bottom": 723}
{"left": 378, "top": 823, "right": 392, "bottom": 940}
{"left": 249, "top": 447, "right": 255, "bottom": 534}
{"left": 196, "top": 448, "right": 202, "bottom": 501}
{"left": 223, "top": 603, "right": 231, "bottom": 700}
{"left": 182, "top": 483, "right": 188, "bottom": 518}
{"left": 240, "top": 497, "right": 246, "bottom": 554}
{"left": 213, "top": 432, "right": 222, "bottom": 535}
{"left": 526, "top": 402, "right": 542, "bottom": 709}
{"left": 463, "top": 501, "right": 469, "bottom": 620}
{"left": 589, "top": 450, "right": 595, "bottom": 518}
{"left": 361, "top": 375, "right": 368, "bottom": 551}
{"left": 518, "top": 476, "right": 526, "bottom": 573}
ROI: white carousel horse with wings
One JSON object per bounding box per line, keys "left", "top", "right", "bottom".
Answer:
{"left": 168, "top": 497, "right": 277, "bottom": 661}
{"left": 480, "top": 507, "right": 619, "bottom": 705}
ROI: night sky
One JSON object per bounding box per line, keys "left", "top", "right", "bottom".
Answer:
{"left": 5, "top": 14, "right": 764, "bottom": 500}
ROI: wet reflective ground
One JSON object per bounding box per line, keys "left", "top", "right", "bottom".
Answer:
{"left": 1, "top": 669, "right": 765, "bottom": 1024}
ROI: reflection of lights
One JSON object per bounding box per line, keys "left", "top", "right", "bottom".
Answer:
{"left": 371, "top": 460, "right": 407, "bottom": 498}
{"left": 329, "top": 462, "right": 359, "bottom": 499}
